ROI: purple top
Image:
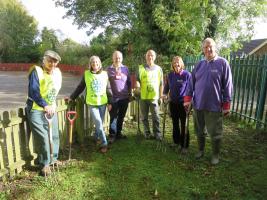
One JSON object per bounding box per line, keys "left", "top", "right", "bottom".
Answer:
{"left": 107, "top": 64, "right": 131, "bottom": 102}
{"left": 185, "top": 56, "right": 233, "bottom": 112}
{"left": 164, "top": 70, "right": 191, "bottom": 103}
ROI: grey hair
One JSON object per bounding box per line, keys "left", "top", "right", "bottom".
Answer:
{"left": 202, "top": 38, "right": 216, "bottom": 48}
{"left": 112, "top": 50, "right": 123, "bottom": 59}
{"left": 146, "top": 49, "right": 156, "bottom": 59}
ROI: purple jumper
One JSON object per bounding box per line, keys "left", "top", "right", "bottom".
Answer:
{"left": 185, "top": 56, "right": 233, "bottom": 112}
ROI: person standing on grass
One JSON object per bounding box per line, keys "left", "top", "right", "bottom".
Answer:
{"left": 26, "top": 50, "right": 62, "bottom": 176}
{"left": 184, "top": 38, "right": 233, "bottom": 165}
{"left": 69, "top": 56, "right": 112, "bottom": 153}
{"left": 107, "top": 51, "right": 132, "bottom": 144}
{"left": 163, "top": 56, "right": 191, "bottom": 153}
{"left": 135, "top": 49, "right": 163, "bottom": 141}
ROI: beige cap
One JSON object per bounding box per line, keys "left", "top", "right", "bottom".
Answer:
{"left": 44, "top": 50, "right": 61, "bottom": 61}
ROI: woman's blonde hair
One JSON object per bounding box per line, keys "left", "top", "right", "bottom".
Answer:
{"left": 172, "top": 56, "right": 185, "bottom": 70}
{"left": 89, "top": 55, "right": 102, "bottom": 70}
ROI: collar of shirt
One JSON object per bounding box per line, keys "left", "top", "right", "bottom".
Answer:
{"left": 174, "top": 69, "right": 183, "bottom": 76}
{"left": 111, "top": 64, "right": 123, "bottom": 69}
{"left": 205, "top": 55, "right": 218, "bottom": 63}
{"left": 145, "top": 65, "right": 157, "bottom": 70}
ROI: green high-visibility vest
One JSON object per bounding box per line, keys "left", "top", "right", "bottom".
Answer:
{"left": 32, "top": 66, "right": 62, "bottom": 110}
{"left": 85, "top": 70, "right": 108, "bottom": 105}
{"left": 139, "top": 65, "right": 161, "bottom": 100}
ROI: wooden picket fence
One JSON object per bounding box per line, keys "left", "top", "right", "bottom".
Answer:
{"left": 0, "top": 97, "right": 138, "bottom": 181}
{"left": 0, "top": 99, "right": 68, "bottom": 181}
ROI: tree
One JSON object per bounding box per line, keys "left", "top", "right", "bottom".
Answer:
{"left": 55, "top": 0, "right": 267, "bottom": 57}
{"left": 39, "top": 27, "right": 60, "bottom": 55}
{"left": 150, "top": 0, "right": 267, "bottom": 55}
{"left": 0, "top": 0, "right": 40, "bottom": 62}
{"left": 202, "top": 0, "right": 267, "bottom": 52}
{"left": 57, "top": 38, "right": 90, "bottom": 66}
{"left": 55, "top": 0, "right": 138, "bottom": 34}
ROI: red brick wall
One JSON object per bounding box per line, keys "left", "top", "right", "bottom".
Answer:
{"left": 0, "top": 63, "right": 86, "bottom": 75}
{"left": 0, "top": 63, "right": 138, "bottom": 87}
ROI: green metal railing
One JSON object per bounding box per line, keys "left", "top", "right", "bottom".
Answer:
{"left": 184, "top": 55, "right": 267, "bottom": 130}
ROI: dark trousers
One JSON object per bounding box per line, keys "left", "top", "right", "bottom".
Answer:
{"left": 169, "top": 101, "right": 189, "bottom": 148}
{"left": 109, "top": 98, "right": 129, "bottom": 136}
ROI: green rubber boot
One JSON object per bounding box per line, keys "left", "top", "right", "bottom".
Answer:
{"left": 195, "top": 136, "right": 205, "bottom": 159}
{"left": 211, "top": 139, "right": 221, "bottom": 165}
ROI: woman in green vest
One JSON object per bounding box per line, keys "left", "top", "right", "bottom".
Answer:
{"left": 26, "top": 50, "right": 62, "bottom": 176}
{"left": 70, "top": 56, "right": 112, "bottom": 153}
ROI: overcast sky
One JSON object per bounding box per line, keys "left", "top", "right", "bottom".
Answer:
{"left": 20, "top": 0, "right": 96, "bottom": 44}
{"left": 20, "top": 0, "right": 266, "bottom": 44}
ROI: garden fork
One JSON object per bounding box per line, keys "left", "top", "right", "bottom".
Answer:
{"left": 182, "top": 104, "right": 192, "bottom": 154}
{"left": 135, "top": 97, "right": 143, "bottom": 143}
{"left": 44, "top": 113, "right": 58, "bottom": 177}
{"left": 156, "top": 99, "right": 168, "bottom": 152}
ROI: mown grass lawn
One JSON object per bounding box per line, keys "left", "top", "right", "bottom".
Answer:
{"left": 0, "top": 116, "right": 266, "bottom": 200}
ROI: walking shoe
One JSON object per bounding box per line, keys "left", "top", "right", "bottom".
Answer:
{"left": 181, "top": 148, "right": 188, "bottom": 154}
{"left": 41, "top": 165, "right": 51, "bottom": 176}
{"left": 108, "top": 135, "right": 116, "bottom": 144}
{"left": 52, "top": 160, "right": 64, "bottom": 167}
{"left": 169, "top": 143, "right": 178, "bottom": 148}
{"left": 95, "top": 139, "right": 101, "bottom": 145}
{"left": 144, "top": 132, "right": 151, "bottom": 140}
{"left": 117, "top": 133, "right": 127, "bottom": 139}
{"left": 145, "top": 135, "right": 156, "bottom": 140}
{"left": 195, "top": 151, "right": 204, "bottom": 159}
{"left": 211, "top": 155, "right": 219, "bottom": 165}
{"left": 100, "top": 146, "right": 108, "bottom": 153}
{"left": 144, "top": 134, "right": 150, "bottom": 139}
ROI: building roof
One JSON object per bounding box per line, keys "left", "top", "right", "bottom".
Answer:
{"left": 233, "top": 38, "right": 267, "bottom": 56}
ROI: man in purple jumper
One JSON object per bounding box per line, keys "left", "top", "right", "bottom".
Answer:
{"left": 184, "top": 38, "right": 233, "bottom": 165}
{"left": 107, "top": 51, "right": 132, "bottom": 143}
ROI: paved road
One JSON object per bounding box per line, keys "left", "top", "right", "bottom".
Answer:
{"left": 0, "top": 71, "right": 82, "bottom": 112}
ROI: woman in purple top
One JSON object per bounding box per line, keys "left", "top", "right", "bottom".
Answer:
{"left": 107, "top": 51, "right": 132, "bottom": 143}
{"left": 163, "top": 56, "right": 191, "bottom": 153}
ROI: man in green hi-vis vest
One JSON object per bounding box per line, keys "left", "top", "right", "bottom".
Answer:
{"left": 26, "top": 50, "right": 62, "bottom": 176}
{"left": 135, "top": 49, "right": 163, "bottom": 140}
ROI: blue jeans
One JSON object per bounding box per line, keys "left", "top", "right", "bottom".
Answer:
{"left": 27, "top": 109, "right": 59, "bottom": 167}
{"left": 89, "top": 105, "right": 108, "bottom": 147}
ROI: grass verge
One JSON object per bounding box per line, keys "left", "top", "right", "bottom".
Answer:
{"left": 0, "top": 116, "right": 266, "bottom": 200}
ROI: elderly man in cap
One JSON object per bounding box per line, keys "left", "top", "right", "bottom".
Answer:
{"left": 26, "top": 50, "right": 62, "bottom": 176}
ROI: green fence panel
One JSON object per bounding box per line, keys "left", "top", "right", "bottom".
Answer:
{"left": 183, "top": 54, "right": 267, "bottom": 130}
{"left": 256, "top": 55, "right": 267, "bottom": 128}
